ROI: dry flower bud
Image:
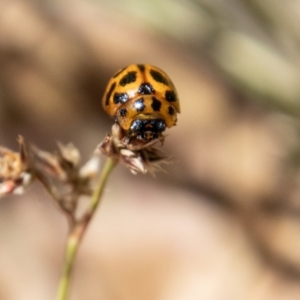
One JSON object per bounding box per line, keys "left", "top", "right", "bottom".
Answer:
{"left": 79, "top": 150, "right": 102, "bottom": 180}
{"left": 57, "top": 142, "right": 81, "bottom": 168}
{"left": 30, "top": 145, "right": 68, "bottom": 181}
{"left": 100, "top": 124, "right": 171, "bottom": 175}
{"left": 0, "top": 147, "right": 23, "bottom": 179}
{"left": 28, "top": 142, "right": 95, "bottom": 213}
{"left": 0, "top": 137, "right": 33, "bottom": 197}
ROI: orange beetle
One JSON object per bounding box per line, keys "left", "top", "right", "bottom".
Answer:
{"left": 102, "top": 64, "right": 180, "bottom": 141}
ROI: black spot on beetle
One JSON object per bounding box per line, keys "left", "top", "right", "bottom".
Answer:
{"left": 113, "top": 67, "right": 126, "bottom": 78}
{"left": 137, "top": 64, "right": 145, "bottom": 72}
{"left": 151, "top": 97, "right": 162, "bottom": 111}
{"left": 150, "top": 69, "right": 168, "bottom": 85}
{"left": 165, "top": 90, "right": 176, "bottom": 102}
{"left": 134, "top": 98, "right": 145, "bottom": 112}
{"left": 119, "top": 108, "right": 127, "bottom": 117}
{"left": 168, "top": 106, "right": 175, "bottom": 115}
{"left": 130, "top": 119, "right": 143, "bottom": 132}
{"left": 119, "top": 71, "right": 137, "bottom": 86}
{"left": 130, "top": 119, "right": 166, "bottom": 140}
{"left": 113, "top": 92, "right": 129, "bottom": 104}
{"left": 105, "top": 82, "right": 116, "bottom": 106}
{"left": 138, "top": 82, "right": 155, "bottom": 95}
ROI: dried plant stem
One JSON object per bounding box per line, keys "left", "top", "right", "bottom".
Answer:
{"left": 56, "top": 158, "right": 117, "bottom": 300}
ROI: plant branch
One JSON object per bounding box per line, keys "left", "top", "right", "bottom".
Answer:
{"left": 56, "top": 157, "right": 117, "bottom": 300}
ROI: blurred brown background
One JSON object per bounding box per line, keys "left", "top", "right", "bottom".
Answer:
{"left": 1, "top": 0, "right": 300, "bottom": 299}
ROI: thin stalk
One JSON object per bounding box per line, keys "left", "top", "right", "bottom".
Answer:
{"left": 56, "top": 158, "right": 117, "bottom": 300}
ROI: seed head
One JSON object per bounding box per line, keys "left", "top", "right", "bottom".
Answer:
{"left": 100, "top": 124, "right": 171, "bottom": 175}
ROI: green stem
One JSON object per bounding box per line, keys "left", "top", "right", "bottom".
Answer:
{"left": 90, "top": 158, "right": 117, "bottom": 212}
{"left": 56, "top": 158, "right": 117, "bottom": 300}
